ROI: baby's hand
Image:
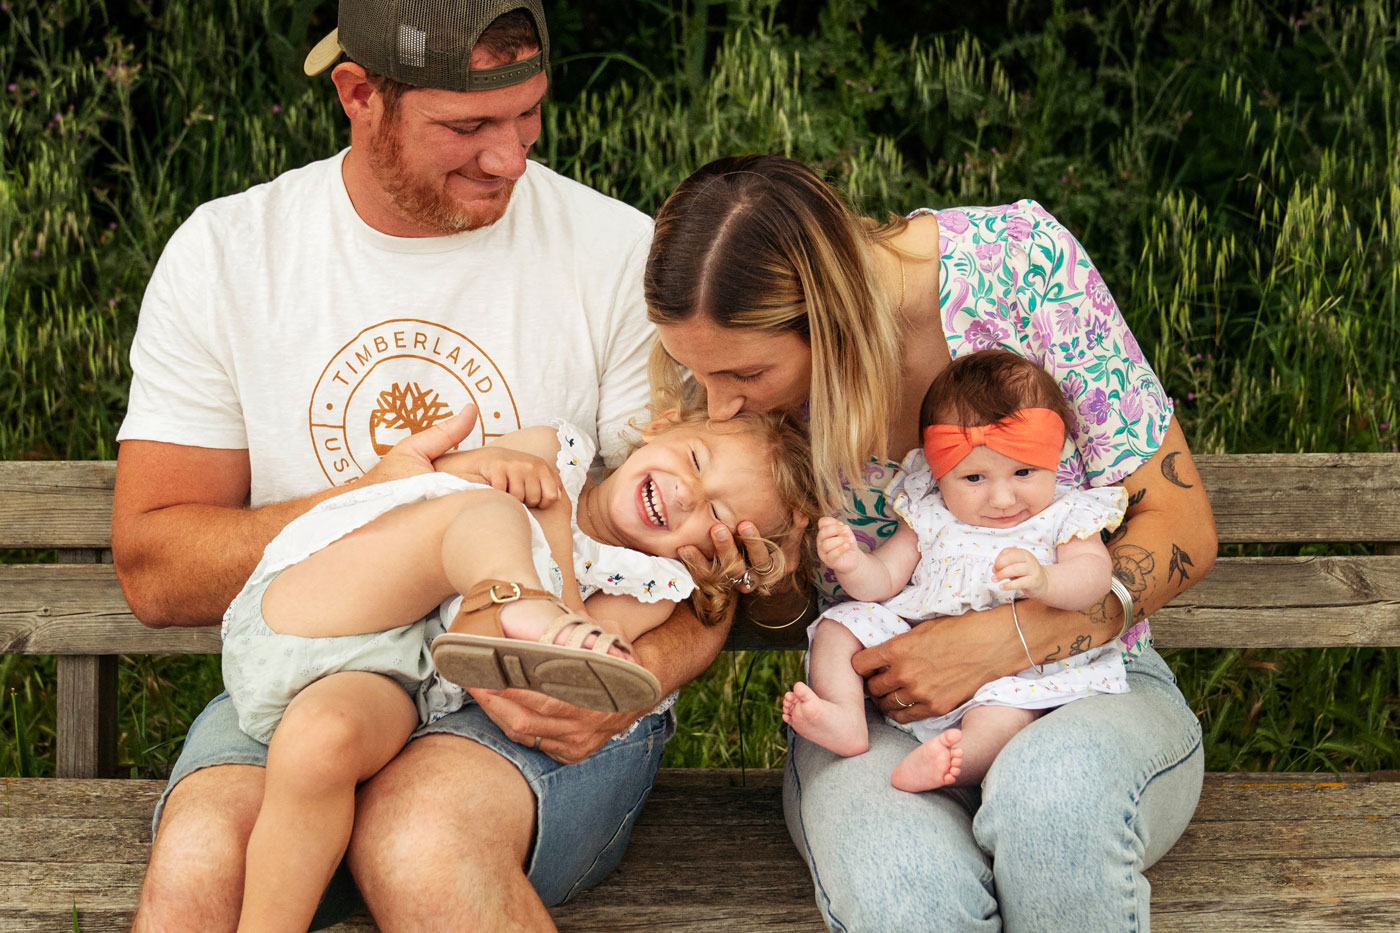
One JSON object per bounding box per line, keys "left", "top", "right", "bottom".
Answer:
{"left": 993, "top": 547, "right": 1049, "bottom": 599}
{"left": 816, "top": 517, "right": 864, "bottom": 576}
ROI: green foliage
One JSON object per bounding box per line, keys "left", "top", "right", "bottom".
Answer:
{"left": 2, "top": 0, "right": 1397, "bottom": 776}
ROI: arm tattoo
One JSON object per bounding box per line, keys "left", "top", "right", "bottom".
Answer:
{"left": 1168, "top": 544, "right": 1195, "bottom": 585}
{"left": 1041, "top": 644, "right": 1063, "bottom": 664}
{"left": 1102, "top": 489, "right": 1145, "bottom": 546}
{"left": 1160, "top": 451, "right": 1194, "bottom": 489}
{"left": 1070, "top": 634, "right": 1093, "bottom": 654}
{"left": 1087, "top": 593, "right": 1113, "bottom": 626}
{"left": 1111, "top": 544, "right": 1153, "bottom": 606}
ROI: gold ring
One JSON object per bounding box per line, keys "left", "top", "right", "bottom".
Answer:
{"left": 892, "top": 691, "right": 913, "bottom": 709}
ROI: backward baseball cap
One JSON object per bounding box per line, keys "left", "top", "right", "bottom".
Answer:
{"left": 303, "top": 0, "right": 549, "bottom": 91}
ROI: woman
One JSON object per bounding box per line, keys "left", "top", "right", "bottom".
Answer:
{"left": 645, "top": 154, "right": 1214, "bottom": 930}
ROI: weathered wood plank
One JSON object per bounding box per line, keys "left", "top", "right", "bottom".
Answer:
{"left": 1, "top": 772, "right": 1396, "bottom": 933}
{"left": 1198, "top": 453, "right": 1400, "bottom": 545}
{"left": 6, "top": 556, "right": 1398, "bottom": 655}
{"left": 56, "top": 656, "right": 118, "bottom": 779}
{"left": 53, "top": 549, "right": 120, "bottom": 779}
{"left": 0, "top": 460, "right": 115, "bottom": 549}
{"left": 3, "top": 455, "right": 1398, "bottom": 551}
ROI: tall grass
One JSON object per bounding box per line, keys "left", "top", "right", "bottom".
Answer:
{"left": 3, "top": 0, "right": 1397, "bottom": 776}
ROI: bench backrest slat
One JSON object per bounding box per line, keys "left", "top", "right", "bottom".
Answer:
{"left": 5, "top": 556, "right": 1398, "bottom": 654}
{"left": 3, "top": 455, "right": 1398, "bottom": 549}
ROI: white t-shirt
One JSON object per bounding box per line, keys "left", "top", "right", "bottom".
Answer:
{"left": 118, "top": 151, "right": 655, "bottom": 507}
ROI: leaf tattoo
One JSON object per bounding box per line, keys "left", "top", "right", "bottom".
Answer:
{"left": 1168, "top": 544, "right": 1194, "bottom": 585}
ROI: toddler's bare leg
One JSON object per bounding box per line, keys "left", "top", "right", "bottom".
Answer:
{"left": 238, "top": 672, "right": 417, "bottom": 933}
{"left": 895, "top": 706, "right": 1041, "bottom": 793}
{"left": 438, "top": 488, "right": 631, "bottom": 655}
{"left": 782, "top": 620, "right": 869, "bottom": 757}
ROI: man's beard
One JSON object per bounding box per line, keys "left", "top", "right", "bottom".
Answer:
{"left": 366, "top": 117, "right": 513, "bottom": 235}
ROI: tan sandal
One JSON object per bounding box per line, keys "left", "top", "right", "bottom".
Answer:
{"left": 430, "top": 579, "right": 663, "bottom": 713}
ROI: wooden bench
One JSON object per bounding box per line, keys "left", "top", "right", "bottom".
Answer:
{"left": 2, "top": 454, "right": 1398, "bottom": 931}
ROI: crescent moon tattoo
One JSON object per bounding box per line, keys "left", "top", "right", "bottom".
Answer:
{"left": 1161, "top": 451, "right": 1194, "bottom": 489}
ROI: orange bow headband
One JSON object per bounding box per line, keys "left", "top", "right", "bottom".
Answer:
{"left": 922, "top": 408, "right": 1066, "bottom": 480}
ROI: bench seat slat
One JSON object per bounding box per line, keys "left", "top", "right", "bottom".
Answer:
{"left": 2, "top": 772, "right": 1395, "bottom": 933}
{"left": 4, "top": 454, "right": 1399, "bottom": 550}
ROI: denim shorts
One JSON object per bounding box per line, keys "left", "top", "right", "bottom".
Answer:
{"left": 156, "top": 690, "right": 674, "bottom": 925}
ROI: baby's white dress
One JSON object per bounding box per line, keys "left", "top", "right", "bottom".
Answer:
{"left": 222, "top": 419, "right": 694, "bottom": 744}
{"left": 814, "top": 449, "right": 1130, "bottom": 742}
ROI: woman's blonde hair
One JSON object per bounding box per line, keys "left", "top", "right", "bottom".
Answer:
{"left": 645, "top": 155, "right": 907, "bottom": 514}
{"left": 630, "top": 407, "right": 821, "bottom": 626}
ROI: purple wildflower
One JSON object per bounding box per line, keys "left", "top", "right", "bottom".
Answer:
{"left": 965, "top": 319, "right": 1010, "bottom": 351}
{"left": 938, "top": 209, "right": 969, "bottom": 235}
{"left": 1031, "top": 310, "right": 1054, "bottom": 351}
{"left": 1086, "top": 269, "right": 1115, "bottom": 312}
{"left": 1079, "top": 388, "right": 1111, "bottom": 426}
{"left": 1006, "top": 216, "right": 1032, "bottom": 242}
{"left": 1123, "top": 329, "right": 1144, "bottom": 364}
{"left": 1120, "top": 388, "right": 1144, "bottom": 423}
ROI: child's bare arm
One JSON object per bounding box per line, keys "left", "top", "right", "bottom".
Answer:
{"left": 994, "top": 535, "right": 1112, "bottom": 611}
{"left": 819, "top": 518, "right": 921, "bottom": 602}
{"left": 434, "top": 425, "right": 564, "bottom": 507}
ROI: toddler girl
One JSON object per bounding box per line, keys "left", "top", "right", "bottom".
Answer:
{"left": 783, "top": 349, "right": 1128, "bottom": 792}
{"left": 223, "top": 406, "right": 814, "bottom": 932}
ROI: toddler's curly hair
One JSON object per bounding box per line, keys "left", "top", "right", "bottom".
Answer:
{"left": 628, "top": 408, "right": 820, "bottom": 626}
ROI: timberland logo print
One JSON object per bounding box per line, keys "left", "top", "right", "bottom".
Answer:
{"left": 309, "top": 320, "right": 520, "bottom": 484}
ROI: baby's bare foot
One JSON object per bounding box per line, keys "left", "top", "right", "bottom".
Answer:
{"left": 782, "top": 682, "right": 868, "bottom": 757}
{"left": 891, "top": 728, "right": 964, "bottom": 792}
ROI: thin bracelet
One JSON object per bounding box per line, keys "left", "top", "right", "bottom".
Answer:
{"left": 750, "top": 595, "right": 812, "bottom": 630}
{"left": 1108, "top": 576, "right": 1135, "bottom": 641}
{"left": 1009, "top": 598, "right": 1044, "bottom": 675}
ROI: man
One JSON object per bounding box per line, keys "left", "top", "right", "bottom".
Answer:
{"left": 113, "top": 2, "right": 732, "bottom": 928}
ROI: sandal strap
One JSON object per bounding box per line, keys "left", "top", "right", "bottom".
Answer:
{"left": 539, "top": 614, "right": 635, "bottom": 657}
{"left": 458, "top": 579, "right": 561, "bottom": 615}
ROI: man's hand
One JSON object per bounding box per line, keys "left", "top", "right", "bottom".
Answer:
{"left": 469, "top": 688, "right": 640, "bottom": 764}
{"left": 993, "top": 546, "right": 1049, "bottom": 600}
{"left": 360, "top": 405, "right": 479, "bottom": 486}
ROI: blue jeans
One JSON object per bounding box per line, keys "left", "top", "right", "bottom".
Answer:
{"left": 784, "top": 644, "right": 1202, "bottom": 932}
{"left": 157, "top": 691, "right": 673, "bottom": 926}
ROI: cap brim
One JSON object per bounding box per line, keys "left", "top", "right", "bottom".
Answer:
{"left": 303, "top": 28, "right": 343, "bottom": 76}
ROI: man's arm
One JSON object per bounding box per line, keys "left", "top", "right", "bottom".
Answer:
{"left": 112, "top": 408, "right": 479, "bottom": 628}
{"left": 858, "top": 418, "right": 1217, "bottom": 719}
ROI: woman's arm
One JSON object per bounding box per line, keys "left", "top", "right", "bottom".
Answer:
{"left": 993, "top": 534, "right": 1113, "bottom": 612}
{"left": 856, "top": 418, "right": 1216, "bottom": 720}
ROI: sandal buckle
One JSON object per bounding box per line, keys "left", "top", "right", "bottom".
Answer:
{"left": 489, "top": 583, "right": 522, "bottom": 604}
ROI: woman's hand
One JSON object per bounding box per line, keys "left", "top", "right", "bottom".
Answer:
{"left": 469, "top": 688, "right": 640, "bottom": 764}
{"left": 852, "top": 606, "right": 1016, "bottom": 722}
{"left": 681, "top": 510, "right": 810, "bottom": 595}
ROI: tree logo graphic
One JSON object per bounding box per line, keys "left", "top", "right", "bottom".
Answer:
{"left": 369, "top": 382, "right": 453, "bottom": 454}
{"left": 308, "top": 319, "right": 521, "bottom": 485}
